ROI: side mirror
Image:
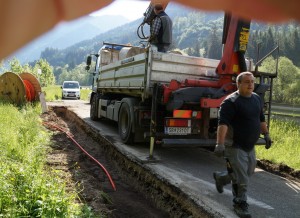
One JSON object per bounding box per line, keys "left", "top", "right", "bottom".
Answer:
{"left": 86, "top": 55, "right": 92, "bottom": 71}
{"left": 61, "top": 86, "right": 63, "bottom": 89}
{"left": 86, "top": 55, "right": 92, "bottom": 65}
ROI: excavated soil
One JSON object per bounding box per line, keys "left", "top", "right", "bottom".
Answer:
{"left": 41, "top": 107, "right": 213, "bottom": 218}
{"left": 42, "top": 109, "right": 170, "bottom": 218}
{"left": 41, "top": 105, "right": 300, "bottom": 218}
{"left": 257, "top": 159, "right": 300, "bottom": 181}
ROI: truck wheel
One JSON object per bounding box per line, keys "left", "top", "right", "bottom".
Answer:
{"left": 118, "top": 102, "right": 134, "bottom": 144}
{"left": 90, "top": 95, "right": 99, "bottom": 121}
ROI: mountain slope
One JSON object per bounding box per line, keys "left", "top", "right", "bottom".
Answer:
{"left": 8, "top": 15, "right": 130, "bottom": 64}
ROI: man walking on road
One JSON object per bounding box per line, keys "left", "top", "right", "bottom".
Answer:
{"left": 213, "top": 72, "right": 272, "bottom": 218}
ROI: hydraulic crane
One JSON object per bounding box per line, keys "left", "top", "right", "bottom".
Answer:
{"left": 86, "top": 1, "right": 278, "bottom": 158}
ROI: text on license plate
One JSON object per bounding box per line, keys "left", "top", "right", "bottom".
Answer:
{"left": 165, "top": 127, "right": 191, "bottom": 135}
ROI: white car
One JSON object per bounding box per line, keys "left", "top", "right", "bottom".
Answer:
{"left": 61, "top": 81, "right": 81, "bottom": 99}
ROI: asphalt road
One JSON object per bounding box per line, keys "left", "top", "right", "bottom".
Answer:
{"left": 48, "top": 100, "right": 300, "bottom": 218}
{"left": 272, "top": 104, "right": 300, "bottom": 113}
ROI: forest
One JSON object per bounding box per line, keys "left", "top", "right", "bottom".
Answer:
{"left": 1, "top": 6, "right": 300, "bottom": 104}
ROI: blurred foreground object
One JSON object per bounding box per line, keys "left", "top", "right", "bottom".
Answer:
{"left": 0, "top": 0, "right": 112, "bottom": 59}
{"left": 0, "top": 0, "right": 299, "bottom": 60}
{"left": 173, "top": 0, "right": 298, "bottom": 22}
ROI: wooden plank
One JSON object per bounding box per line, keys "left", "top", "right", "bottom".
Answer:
{"left": 39, "top": 92, "right": 48, "bottom": 113}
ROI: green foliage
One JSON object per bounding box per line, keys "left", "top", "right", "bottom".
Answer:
{"left": 35, "top": 59, "right": 55, "bottom": 87}
{"left": 80, "top": 88, "right": 92, "bottom": 101}
{"left": 0, "top": 103, "right": 94, "bottom": 217}
{"left": 9, "top": 58, "right": 23, "bottom": 73}
{"left": 256, "top": 119, "right": 300, "bottom": 170}
{"left": 56, "top": 63, "right": 92, "bottom": 86}
{"left": 247, "top": 24, "right": 300, "bottom": 66}
{"left": 207, "top": 24, "right": 222, "bottom": 59}
{"left": 259, "top": 56, "right": 300, "bottom": 104}
{"left": 43, "top": 85, "right": 62, "bottom": 101}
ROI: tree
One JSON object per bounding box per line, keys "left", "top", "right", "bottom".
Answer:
{"left": 277, "top": 57, "right": 300, "bottom": 103}
{"left": 260, "top": 56, "right": 300, "bottom": 103}
{"left": 58, "top": 70, "right": 69, "bottom": 85}
{"left": 23, "top": 64, "right": 33, "bottom": 73}
{"left": 265, "top": 27, "right": 276, "bottom": 55}
{"left": 286, "top": 79, "right": 300, "bottom": 104}
{"left": 288, "top": 28, "right": 300, "bottom": 66}
{"left": 207, "top": 25, "right": 222, "bottom": 59}
{"left": 35, "top": 59, "right": 55, "bottom": 87}
{"left": 193, "top": 41, "right": 201, "bottom": 57}
{"left": 0, "top": 60, "right": 6, "bottom": 74}
{"left": 9, "top": 57, "right": 23, "bottom": 73}
{"left": 57, "top": 63, "right": 91, "bottom": 86}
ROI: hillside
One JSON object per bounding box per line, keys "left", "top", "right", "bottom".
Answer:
{"left": 40, "top": 2, "right": 300, "bottom": 71}
{"left": 8, "top": 14, "right": 130, "bottom": 64}
{"left": 7, "top": 3, "right": 300, "bottom": 75}
{"left": 39, "top": 4, "right": 225, "bottom": 67}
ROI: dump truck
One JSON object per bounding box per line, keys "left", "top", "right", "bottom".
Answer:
{"left": 85, "top": 3, "right": 278, "bottom": 157}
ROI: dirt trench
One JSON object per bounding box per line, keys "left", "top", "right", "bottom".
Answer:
{"left": 42, "top": 105, "right": 300, "bottom": 218}
{"left": 42, "top": 106, "right": 213, "bottom": 218}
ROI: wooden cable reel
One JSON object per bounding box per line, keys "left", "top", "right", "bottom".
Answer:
{"left": 0, "top": 72, "right": 41, "bottom": 105}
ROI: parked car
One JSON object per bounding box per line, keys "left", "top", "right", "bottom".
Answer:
{"left": 61, "top": 81, "right": 81, "bottom": 99}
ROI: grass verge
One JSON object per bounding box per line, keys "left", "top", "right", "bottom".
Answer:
{"left": 256, "top": 119, "right": 300, "bottom": 170}
{"left": 0, "top": 102, "right": 97, "bottom": 217}
{"left": 42, "top": 85, "right": 91, "bottom": 102}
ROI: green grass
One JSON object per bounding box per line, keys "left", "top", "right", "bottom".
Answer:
{"left": 42, "top": 85, "right": 62, "bottom": 101}
{"left": 256, "top": 119, "right": 300, "bottom": 170}
{"left": 0, "top": 102, "right": 97, "bottom": 217}
{"left": 43, "top": 85, "right": 91, "bottom": 102}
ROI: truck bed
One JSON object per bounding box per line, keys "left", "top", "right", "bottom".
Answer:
{"left": 97, "top": 48, "right": 220, "bottom": 99}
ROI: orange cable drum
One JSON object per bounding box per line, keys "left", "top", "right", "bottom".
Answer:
{"left": 23, "top": 79, "right": 35, "bottom": 101}
{"left": 0, "top": 72, "right": 42, "bottom": 105}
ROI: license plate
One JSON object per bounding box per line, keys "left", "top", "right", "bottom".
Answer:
{"left": 68, "top": 93, "right": 75, "bottom": 96}
{"left": 165, "top": 127, "right": 191, "bottom": 135}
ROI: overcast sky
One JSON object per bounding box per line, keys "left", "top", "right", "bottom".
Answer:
{"left": 91, "top": 0, "right": 150, "bottom": 21}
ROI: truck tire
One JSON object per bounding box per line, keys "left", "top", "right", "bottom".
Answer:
{"left": 90, "top": 94, "right": 99, "bottom": 121}
{"left": 118, "top": 102, "right": 134, "bottom": 144}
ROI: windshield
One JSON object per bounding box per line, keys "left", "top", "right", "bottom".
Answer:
{"left": 63, "top": 82, "right": 79, "bottom": 89}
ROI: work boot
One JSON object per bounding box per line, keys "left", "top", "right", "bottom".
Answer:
{"left": 233, "top": 200, "right": 251, "bottom": 218}
{"left": 213, "top": 171, "right": 230, "bottom": 193}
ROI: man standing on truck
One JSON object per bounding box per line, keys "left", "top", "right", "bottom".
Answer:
{"left": 213, "top": 72, "right": 272, "bottom": 218}
{"left": 148, "top": 3, "right": 172, "bottom": 52}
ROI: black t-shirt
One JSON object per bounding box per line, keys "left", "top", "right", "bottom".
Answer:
{"left": 218, "top": 91, "right": 265, "bottom": 151}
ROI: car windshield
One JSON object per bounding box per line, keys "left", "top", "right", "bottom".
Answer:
{"left": 63, "top": 82, "right": 79, "bottom": 89}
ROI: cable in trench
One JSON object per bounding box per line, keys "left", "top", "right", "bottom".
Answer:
{"left": 43, "top": 121, "right": 117, "bottom": 191}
